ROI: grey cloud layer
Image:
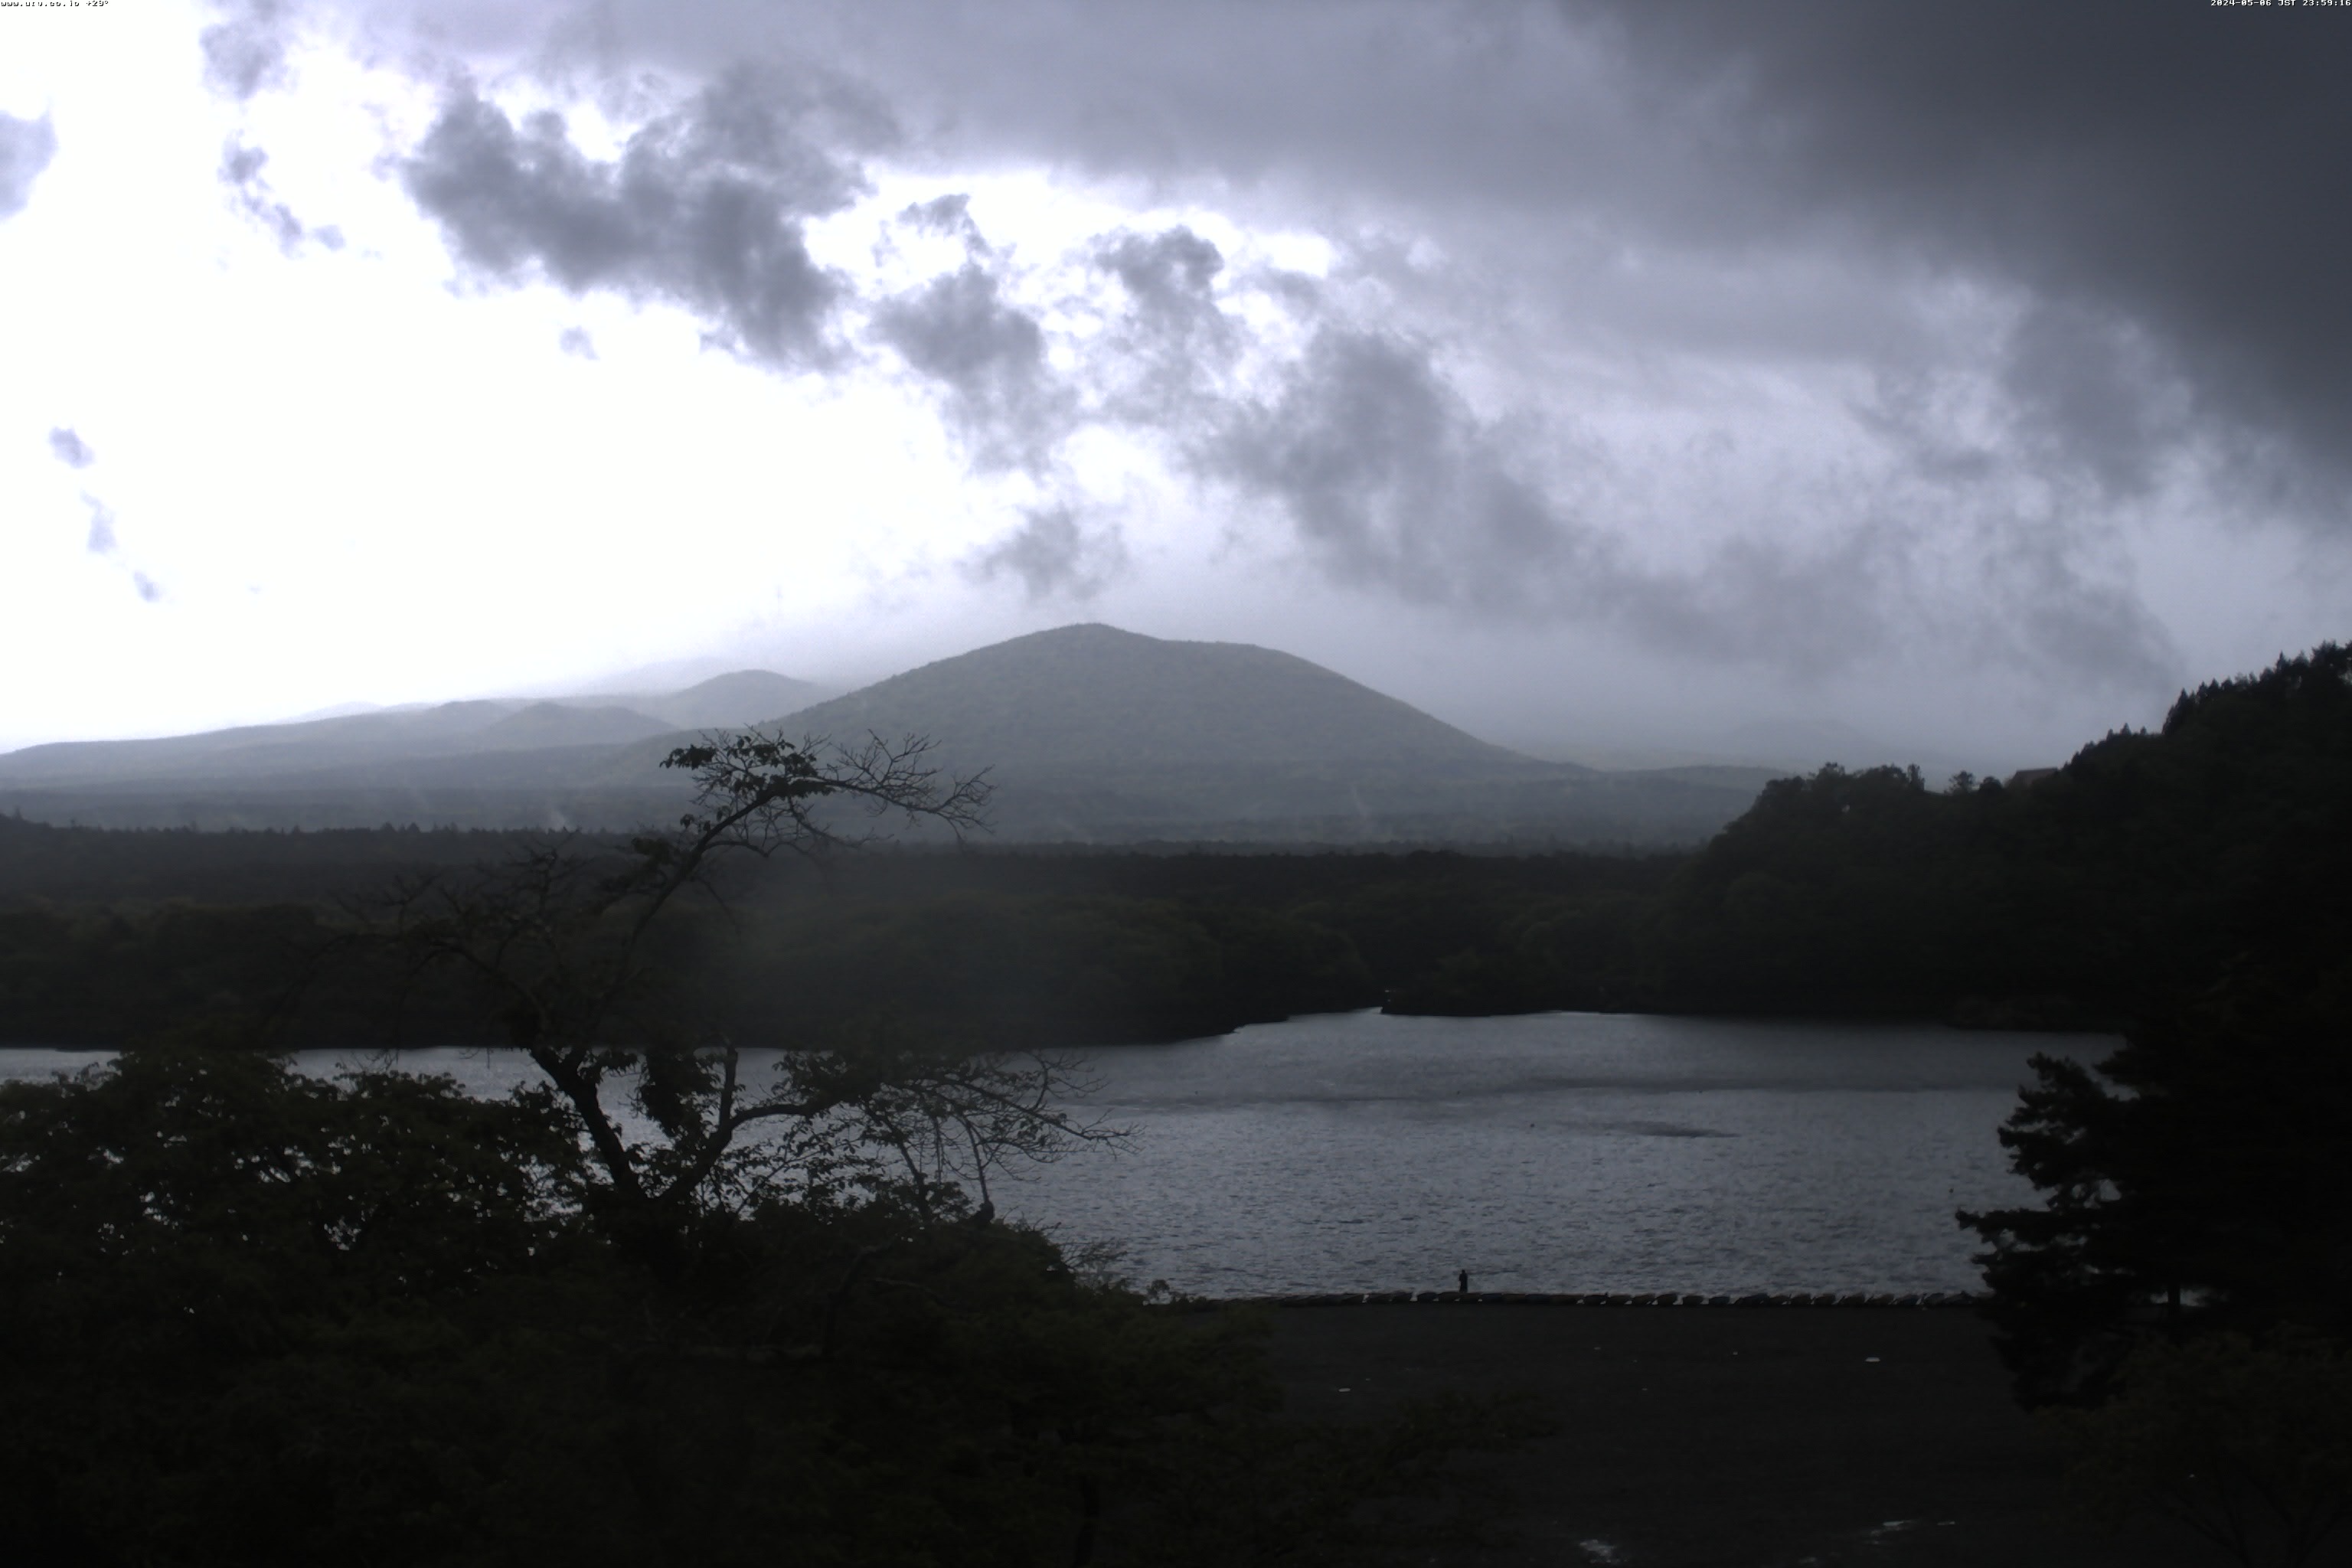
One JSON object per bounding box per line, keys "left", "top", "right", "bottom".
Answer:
{"left": 312, "top": 0, "right": 2350, "bottom": 505}
{"left": 963, "top": 505, "right": 1128, "bottom": 601}
{"left": 1214, "top": 329, "right": 1587, "bottom": 611}
{"left": 874, "top": 261, "right": 1067, "bottom": 472}
{"left": 317, "top": 0, "right": 2352, "bottom": 701}
{"left": 425, "top": 0, "right": 2347, "bottom": 468}
{"left": 400, "top": 67, "right": 891, "bottom": 370}
{"left": 1200, "top": 321, "right": 2177, "bottom": 687}
{"left": 377, "top": 54, "right": 2188, "bottom": 689}
{"left": 1587, "top": 0, "right": 2352, "bottom": 501}
{"left": 0, "top": 112, "right": 57, "bottom": 220}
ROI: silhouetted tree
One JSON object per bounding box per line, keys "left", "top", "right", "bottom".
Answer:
{"left": 0, "top": 1047, "right": 1536, "bottom": 1566}
{"left": 365, "top": 729, "right": 1109, "bottom": 1253}
{"left": 0, "top": 1048, "right": 593, "bottom": 1562}
{"left": 2047, "top": 1329, "right": 2352, "bottom": 1568}
{"left": 1961, "top": 951, "right": 2352, "bottom": 1409}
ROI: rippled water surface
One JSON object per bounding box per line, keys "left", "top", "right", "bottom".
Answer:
{"left": 993, "top": 1011, "right": 2105, "bottom": 1297}
{"left": 0, "top": 1011, "right": 2109, "bottom": 1297}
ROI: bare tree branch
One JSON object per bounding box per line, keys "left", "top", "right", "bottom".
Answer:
{"left": 350, "top": 730, "right": 1112, "bottom": 1246}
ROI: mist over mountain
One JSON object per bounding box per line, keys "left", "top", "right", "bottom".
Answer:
{"left": 771, "top": 625, "right": 1530, "bottom": 769}
{"left": 630, "top": 626, "right": 1768, "bottom": 844}
{"left": 1719, "top": 719, "right": 1974, "bottom": 782}
{"left": 0, "top": 671, "right": 820, "bottom": 786}
{"left": 0, "top": 628, "right": 1778, "bottom": 843}
{"left": 477, "top": 704, "right": 675, "bottom": 750}
{"left": 576, "top": 670, "right": 830, "bottom": 732}
{"left": 0, "top": 704, "right": 619, "bottom": 789}
{"left": 0, "top": 669, "right": 814, "bottom": 831}
{"left": 0, "top": 700, "right": 536, "bottom": 787}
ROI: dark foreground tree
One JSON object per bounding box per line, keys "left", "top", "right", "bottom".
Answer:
{"left": 1961, "top": 955, "right": 2352, "bottom": 1563}
{"left": 361, "top": 729, "right": 1112, "bottom": 1250}
{"left": 0, "top": 1049, "right": 1538, "bottom": 1566}
{"left": 0, "top": 1049, "right": 596, "bottom": 1563}
{"left": 1959, "top": 957, "right": 2352, "bottom": 1407}
{"left": 0, "top": 732, "right": 1547, "bottom": 1562}
{"left": 2046, "top": 1330, "right": 2352, "bottom": 1568}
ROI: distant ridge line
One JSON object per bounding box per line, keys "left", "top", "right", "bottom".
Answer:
{"left": 1165, "top": 1290, "right": 1984, "bottom": 1310}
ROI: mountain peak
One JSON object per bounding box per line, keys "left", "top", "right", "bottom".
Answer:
{"left": 650, "top": 668, "right": 825, "bottom": 729}
{"left": 774, "top": 624, "right": 1527, "bottom": 773}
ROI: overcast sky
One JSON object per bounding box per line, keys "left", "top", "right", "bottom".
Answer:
{"left": 3, "top": 1, "right": 2347, "bottom": 768}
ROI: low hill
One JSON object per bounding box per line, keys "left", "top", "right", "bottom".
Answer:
{"left": 634, "top": 669, "right": 827, "bottom": 730}
{"left": 0, "top": 628, "right": 1774, "bottom": 843}
{"left": 626, "top": 625, "right": 1760, "bottom": 844}
{"left": 766, "top": 623, "right": 1537, "bottom": 773}
{"left": 0, "top": 701, "right": 524, "bottom": 787}
{"left": 0, "top": 671, "right": 815, "bottom": 794}
{"left": 475, "top": 703, "right": 673, "bottom": 750}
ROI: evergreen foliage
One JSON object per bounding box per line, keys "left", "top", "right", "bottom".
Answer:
{"left": 1959, "top": 954, "right": 2352, "bottom": 1407}
{"left": 0, "top": 1049, "right": 1531, "bottom": 1565}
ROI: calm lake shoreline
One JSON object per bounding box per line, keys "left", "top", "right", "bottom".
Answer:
{"left": 995, "top": 1009, "right": 2105, "bottom": 1298}
{"left": 1, "top": 1010, "right": 2105, "bottom": 1300}
{"left": 0, "top": 999, "right": 2131, "bottom": 1054}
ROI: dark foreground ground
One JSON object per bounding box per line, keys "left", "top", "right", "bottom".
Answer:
{"left": 1263, "top": 1304, "right": 2214, "bottom": 1568}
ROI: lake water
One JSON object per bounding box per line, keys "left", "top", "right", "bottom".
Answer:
{"left": 0, "top": 1010, "right": 2106, "bottom": 1298}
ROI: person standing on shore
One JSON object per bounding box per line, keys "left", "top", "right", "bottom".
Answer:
{"left": 1457, "top": 1269, "right": 1470, "bottom": 1295}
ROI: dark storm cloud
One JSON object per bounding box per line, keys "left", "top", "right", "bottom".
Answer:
{"left": 714, "top": 0, "right": 2348, "bottom": 497}
{"left": 1096, "top": 228, "right": 1224, "bottom": 340}
{"left": 1089, "top": 226, "right": 1239, "bottom": 423}
{"left": 1194, "top": 316, "right": 2172, "bottom": 688}
{"left": 202, "top": 0, "right": 296, "bottom": 100}
{"left": 0, "top": 111, "right": 57, "bottom": 220}
{"left": 1998, "top": 302, "right": 2190, "bottom": 500}
{"left": 400, "top": 66, "right": 891, "bottom": 370}
{"left": 1211, "top": 328, "right": 1585, "bottom": 610}
{"left": 47, "top": 428, "right": 94, "bottom": 469}
{"left": 874, "top": 260, "right": 1070, "bottom": 472}
{"left": 962, "top": 504, "right": 1127, "bottom": 600}
{"left": 868, "top": 197, "right": 1082, "bottom": 469}
{"left": 807, "top": 0, "right": 2351, "bottom": 490}
{"left": 348, "top": 2, "right": 2350, "bottom": 497}
{"left": 343, "top": 1, "right": 2217, "bottom": 691}
{"left": 1204, "top": 326, "right": 1914, "bottom": 678}
{"left": 1985, "top": 534, "right": 2180, "bottom": 696}
{"left": 1586, "top": 0, "right": 2352, "bottom": 497}
{"left": 1606, "top": 534, "right": 1900, "bottom": 682}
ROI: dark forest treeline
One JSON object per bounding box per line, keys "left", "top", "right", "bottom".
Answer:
{"left": 0, "top": 828, "right": 1678, "bottom": 1047}
{"left": 5, "top": 642, "right": 2349, "bottom": 1047}
{"left": 1354, "top": 642, "right": 2352, "bottom": 1026}
{"left": 1643, "top": 642, "right": 2352, "bottom": 1024}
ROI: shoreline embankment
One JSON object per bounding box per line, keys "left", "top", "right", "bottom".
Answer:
{"left": 1196, "top": 1289, "right": 1981, "bottom": 1309}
